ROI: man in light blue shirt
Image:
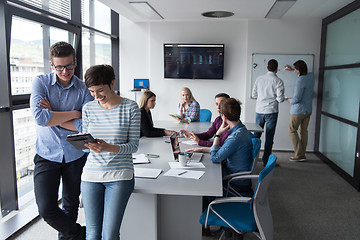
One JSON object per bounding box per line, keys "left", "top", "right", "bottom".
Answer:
{"left": 252, "top": 59, "right": 284, "bottom": 166}
{"left": 30, "top": 42, "right": 93, "bottom": 240}
{"left": 285, "top": 60, "right": 314, "bottom": 162}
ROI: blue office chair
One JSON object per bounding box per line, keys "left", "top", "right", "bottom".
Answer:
{"left": 200, "top": 155, "right": 277, "bottom": 240}
{"left": 223, "top": 138, "right": 261, "bottom": 197}
{"left": 200, "top": 109, "right": 212, "bottom": 122}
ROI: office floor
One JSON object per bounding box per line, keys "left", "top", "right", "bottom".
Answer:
{"left": 8, "top": 151, "right": 360, "bottom": 240}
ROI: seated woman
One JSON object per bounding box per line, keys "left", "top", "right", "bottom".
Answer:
{"left": 187, "top": 98, "right": 253, "bottom": 192}
{"left": 139, "top": 90, "right": 175, "bottom": 137}
{"left": 170, "top": 87, "right": 200, "bottom": 123}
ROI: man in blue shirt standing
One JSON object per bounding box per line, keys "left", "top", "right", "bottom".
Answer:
{"left": 252, "top": 59, "right": 284, "bottom": 166}
{"left": 285, "top": 60, "right": 314, "bottom": 162}
{"left": 30, "top": 42, "right": 93, "bottom": 239}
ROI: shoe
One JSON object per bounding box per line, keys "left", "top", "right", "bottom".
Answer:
{"left": 202, "top": 226, "right": 211, "bottom": 236}
{"left": 289, "top": 156, "right": 306, "bottom": 162}
{"left": 233, "top": 231, "right": 244, "bottom": 240}
{"left": 80, "top": 226, "right": 86, "bottom": 240}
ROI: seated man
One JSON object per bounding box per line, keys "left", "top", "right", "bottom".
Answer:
{"left": 183, "top": 93, "right": 230, "bottom": 147}
{"left": 187, "top": 98, "right": 253, "bottom": 192}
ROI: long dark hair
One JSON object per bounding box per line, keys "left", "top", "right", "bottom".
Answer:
{"left": 293, "top": 60, "right": 308, "bottom": 76}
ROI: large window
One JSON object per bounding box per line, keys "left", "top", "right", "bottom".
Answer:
{"left": 82, "top": 29, "right": 112, "bottom": 74}
{"left": 9, "top": 16, "right": 77, "bottom": 207}
{"left": 81, "top": 0, "right": 113, "bottom": 76}
{"left": 10, "top": 17, "right": 44, "bottom": 95}
{"left": 0, "top": 1, "right": 119, "bottom": 235}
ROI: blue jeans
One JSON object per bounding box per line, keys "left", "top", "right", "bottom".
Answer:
{"left": 34, "top": 154, "right": 86, "bottom": 240}
{"left": 253, "top": 112, "right": 278, "bottom": 164}
{"left": 81, "top": 178, "right": 135, "bottom": 240}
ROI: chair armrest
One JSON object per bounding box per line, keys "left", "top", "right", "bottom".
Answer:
{"left": 222, "top": 171, "right": 252, "bottom": 181}
{"left": 225, "top": 175, "right": 259, "bottom": 197}
{"left": 209, "top": 196, "right": 252, "bottom": 206}
{"left": 229, "top": 174, "right": 259, "bottom": 182}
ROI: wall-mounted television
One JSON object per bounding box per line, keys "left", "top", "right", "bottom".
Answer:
{"left": 164, "top": 44, "right": 224, "bottom": 79}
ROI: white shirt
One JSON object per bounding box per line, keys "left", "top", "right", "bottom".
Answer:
{"left": 252, "top": 71, "right": 285, "bottom": 114}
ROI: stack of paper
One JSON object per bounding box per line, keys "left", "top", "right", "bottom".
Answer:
{"left": 164, "top": 169, "right": 204, "bottom": 179}
{"left": 133, "top": 153, "right": 150, "bottom": 164}
{"left": 168, "top": 162, "right": 205, "bottom": 169}
{"left": 134, "top": 168, "right": 162, "bottom": 179}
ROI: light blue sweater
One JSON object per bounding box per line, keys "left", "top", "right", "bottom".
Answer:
{"left": 290, "top": 73, "right": 314, "bottom": 115}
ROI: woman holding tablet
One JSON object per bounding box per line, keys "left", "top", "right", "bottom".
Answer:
{"left": 170, "top": 87, "right": 200, "bottom": 123}
{"left": 81, "top": 64, "right": 140, "bottom": 240}
{"left": 139, "top": 90, "right": 175, "bottom": 137}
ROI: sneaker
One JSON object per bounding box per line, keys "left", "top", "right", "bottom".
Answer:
{"left": 289, "top": 156, "right": 306, "bottom": 162}
{"left": 202, "top": 226, "right": 211, "bottom": 236}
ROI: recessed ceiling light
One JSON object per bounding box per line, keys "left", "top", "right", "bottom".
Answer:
{"left": 129, "top": 1, "right": 164, "bottom": 20}
{"left": 201, "top": 11, "right": 234, "bottom": 18}
{"left": 265, "top": 0, "right": 297, "bottom": 19}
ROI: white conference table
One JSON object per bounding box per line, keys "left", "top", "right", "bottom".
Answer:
{"left": 120, "top": 137, "right": 222, "bottom": 240}
{"left": 120, "top": 120, "right": 262, "bottom": 240}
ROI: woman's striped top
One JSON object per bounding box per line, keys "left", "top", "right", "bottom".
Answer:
{"left": 81, "top": 98, "right": 140, "bottom": 182}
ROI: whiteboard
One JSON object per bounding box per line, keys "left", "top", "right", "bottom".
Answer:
{"left": 251, "top": 53, "right": 314, "bottom": 98}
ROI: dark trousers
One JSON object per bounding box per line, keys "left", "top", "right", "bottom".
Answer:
{"left": 34, "top": 154, "right": 86, "bottom": 240}
{"left": 254, "top": 112, "right": 278, "bottom": 165}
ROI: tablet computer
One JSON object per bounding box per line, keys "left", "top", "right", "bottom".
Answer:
{"left": 66, "top": 133, "right": 97, "bottom": 150}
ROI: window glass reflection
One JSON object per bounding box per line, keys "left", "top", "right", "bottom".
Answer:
{"left": 10, "top": 17, "right": 44, "bottom": 95}
{"left": 319, "top": 115, "right": 356, "bottom": 176}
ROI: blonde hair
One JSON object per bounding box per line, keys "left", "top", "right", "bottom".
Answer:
{"left": 181, "top": 87, "right": 196, "bottom": 102}
{"left": 139, "top": 90, "right": 156, "bottom": 109}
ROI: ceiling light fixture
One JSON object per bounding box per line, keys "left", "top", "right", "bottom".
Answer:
{"left": 129, "top": 1, "right": 164, "bottom": 20}
{"left": 201, "top": 11, "right": 234, "bottom": 18}
{"left": 265, "top": 0, "right": 297, "bottom": 19}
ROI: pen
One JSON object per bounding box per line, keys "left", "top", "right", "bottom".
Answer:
{"left": 178, "top": 171, "right": 187, "bottom": 176}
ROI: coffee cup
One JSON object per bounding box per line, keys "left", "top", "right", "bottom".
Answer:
{"left": 178, "top": 152, "right": 191, "bottom": 167}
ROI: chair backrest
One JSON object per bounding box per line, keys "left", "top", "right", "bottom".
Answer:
{"left": 200, "top": 109, "right": 212, "bottom": 122}
{"left": 250, "top": 138, "right": 261, "bottom": 173}
{"left": 251, "top": 154, "right": 277, "bottom": 240}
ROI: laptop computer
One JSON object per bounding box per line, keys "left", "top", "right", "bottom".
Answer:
{"left": 188, "top": 152, "right": 203, "bottom": 162}
{"left": 133, "top": 79, "right": 149, "bottom": 91}
{"left": 178, "top": 141, "right": 203, "bottom": 162}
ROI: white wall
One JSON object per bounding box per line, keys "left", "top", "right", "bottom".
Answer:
{"left": 244, "top": 19, "right": 321, "bottom": 151}
{"left": 119, "top": 17, "right": 322, "bottom": 151}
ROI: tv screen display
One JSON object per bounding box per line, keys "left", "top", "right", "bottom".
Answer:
{"left": 164, "top": 44, "right": 224, "bottom": 79}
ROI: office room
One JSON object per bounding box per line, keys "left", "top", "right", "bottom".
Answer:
{"left": 1, "top": 0, "right": 360, "bottom": 240}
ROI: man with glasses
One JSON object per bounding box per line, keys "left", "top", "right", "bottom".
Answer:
{"left": 30, "top": 41, "right": 93, "bottom": 240}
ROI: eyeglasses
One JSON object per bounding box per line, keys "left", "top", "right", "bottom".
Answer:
{"left": 52, "top": 62, "right": 75, "bottom": 71}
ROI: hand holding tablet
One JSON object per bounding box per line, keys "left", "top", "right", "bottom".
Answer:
{"left": 66, "top": 133, "right": 97, "bottom": 150}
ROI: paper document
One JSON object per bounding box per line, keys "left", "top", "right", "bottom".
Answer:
{"left": 181, "top": 140, "right": 198, "bottom": 145}
{"left": 133, "top": 153, "right": 150, "bottom": 164}
{"left": 134, "top": 168, "right": 162, "bottom": 179}
{"left": 164, "top": 169, "right": 205, "bottom": 179}
{"left": 168, "top": 162, "right": 205, "bottom": 169}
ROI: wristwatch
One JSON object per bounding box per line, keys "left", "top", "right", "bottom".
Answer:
{"left": 214, "top": 134, "right": 221, "bottom": 138}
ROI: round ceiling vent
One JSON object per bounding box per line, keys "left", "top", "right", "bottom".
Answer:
{"left": 201, "top": 11, "right": 234, "bottom": 18}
